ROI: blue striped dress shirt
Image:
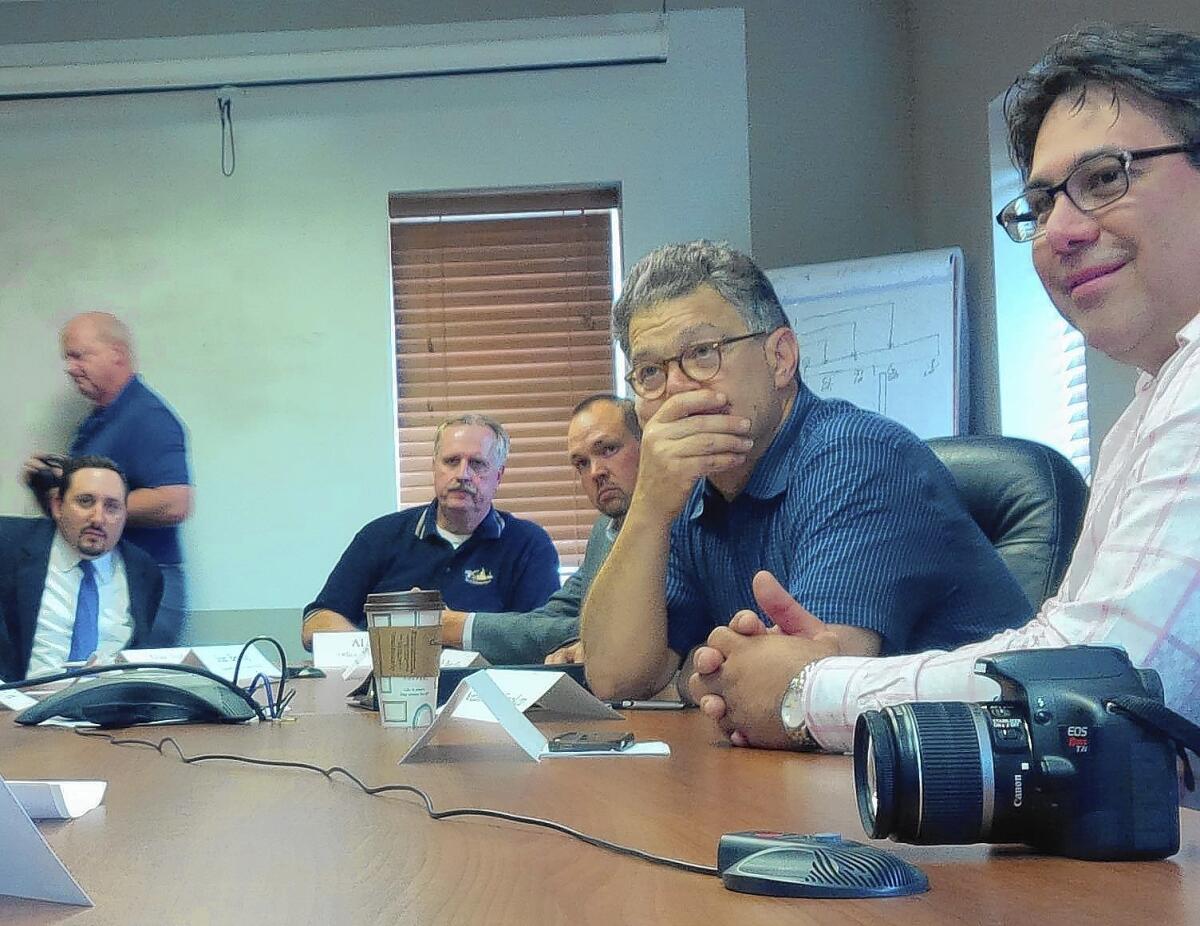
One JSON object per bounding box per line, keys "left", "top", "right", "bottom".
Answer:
{"left": 665, "top": 382, "right": 1032, "bottom": 657}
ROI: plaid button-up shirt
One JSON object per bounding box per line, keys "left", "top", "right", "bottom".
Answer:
{"left": 804, "top": 314, "right": 1200, "bottom": 806}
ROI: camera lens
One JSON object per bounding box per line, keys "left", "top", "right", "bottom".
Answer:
{"left": 854, "top": 710, "right": 898, "bottom": 837}
{"left": 855, "top": 702, "right": 1002, "bottom": 844}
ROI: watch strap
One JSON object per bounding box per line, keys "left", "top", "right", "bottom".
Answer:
{"left": 781, "top": 662, "right": 821, "bottom": 751}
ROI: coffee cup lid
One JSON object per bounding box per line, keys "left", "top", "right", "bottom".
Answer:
{"left": 364, "top": 589, "right": 444, "bottom": 611}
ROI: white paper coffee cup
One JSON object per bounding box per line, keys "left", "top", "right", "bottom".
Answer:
{"left": 364, "top": 589, "right": 443, "bottom": 728}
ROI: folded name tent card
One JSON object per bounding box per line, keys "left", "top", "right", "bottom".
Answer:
{"left": 399, "top": 670, "right": 669, "bottom": 764}
{"left": 312, "top": 632, "right": 372, "bottom": 670}
{"left": 440, "top": 649, "right": 490, "bottom": 669}
{"left": 0, "top": 688, "right": 39, "bottom": 712}
{"left": 114, "top": 646, "right": 191, "bottom": 665}
{"left": 313, "top": 631, "right": 490, "bottom": 678}
{"left": 0, "top": 773, "right": 92, "bottom": 907}
{"left": 7, "top": 781, "right": 107, "bottom": 820}
{"left": 450, "top": 669, "right": 620, "bottom": 723}
{"left": 118, "top": 645, "right": 280, "bottom": 684}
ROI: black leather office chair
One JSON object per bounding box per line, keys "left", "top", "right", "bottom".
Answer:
{"left": 926, "top": 436, "right": 1088, "bottom": 607}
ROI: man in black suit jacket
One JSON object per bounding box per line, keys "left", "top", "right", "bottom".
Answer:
{"left": 0, "top": 456, "right": 163, "bottom": 682}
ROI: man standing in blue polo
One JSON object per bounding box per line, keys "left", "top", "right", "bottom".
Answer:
{"left": 23, "top": 312, "right": 192, "bottom": 646}
{"left": 301, "top": 414, "right": 560, "bottom": 649}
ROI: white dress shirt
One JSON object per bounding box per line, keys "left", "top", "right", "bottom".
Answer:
{"left": 26, "top": 532, "right": 134, "bottom": 677}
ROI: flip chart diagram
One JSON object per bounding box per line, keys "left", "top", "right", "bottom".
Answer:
{"left": 767, "top": 248, "right": 964, "bottom": 438}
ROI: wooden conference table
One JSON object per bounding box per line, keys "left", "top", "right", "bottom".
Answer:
{"left": 1, "top": 677, "right": 1198, "bottom": 926}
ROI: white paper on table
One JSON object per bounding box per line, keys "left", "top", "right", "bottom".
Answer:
{"left": 32, "top": 718, "right": 99, "bottom": 729}
{"left": 6, "top": 781, "right": 107, "bottom": 820}
{"left": 400, "top": 670, "right": 667, "bottom": 764}
{"left": 0, "top": 774, "right": 92, "bottom": 907}
{"left": 0, "top": 689, "right": 38, "bottom": 711}
{"left": 116, "top": 647, "right": 191, "bottom": 665}
{"left": 117, "top": 645, "right": 281, "bottom": 684}
{"left": 450, "top": 669, "right": 620, "bottom": 723}
{"left": 312, "top": 632, "right": 371, "bottom": 669}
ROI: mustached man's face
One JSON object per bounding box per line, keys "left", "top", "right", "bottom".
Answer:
{"left": 52, "top": 467, "right": 127, "bottom": 558}
{"left": 433, "top": 424, "right": 505, "bottom": 533}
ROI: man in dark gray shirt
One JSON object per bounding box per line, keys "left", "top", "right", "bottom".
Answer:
{"left": 440, "top": 395, "right": 640, "bottom": 664}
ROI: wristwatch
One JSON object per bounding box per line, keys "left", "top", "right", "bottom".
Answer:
{"left": 780, "top": 662, "right": 821, "bottom": 751}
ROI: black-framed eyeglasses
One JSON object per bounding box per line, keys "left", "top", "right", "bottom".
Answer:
{"left": 996, "top": 142, "right": 1199, "bottom": 243}
{"left": 624, "top": 331, "right": 768, "bottom": 399}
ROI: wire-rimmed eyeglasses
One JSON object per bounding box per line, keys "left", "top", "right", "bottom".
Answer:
{"left": 996, "top": 142, "right": 1199, "bottom": 243}
{"left": 624, "top": 331, "right": 768, "bottom": 400}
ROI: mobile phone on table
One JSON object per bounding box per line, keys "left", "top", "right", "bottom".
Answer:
{"left": 548, "top": 731, "right": 635, "bottom": 752}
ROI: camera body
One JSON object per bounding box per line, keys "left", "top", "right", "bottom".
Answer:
{"left": 854, "top": 646, "right": 1180, "bottom": 860}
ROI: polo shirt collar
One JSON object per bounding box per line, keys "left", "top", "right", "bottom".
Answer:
{"left": 414, "top": 500, "right": 504, "bottom": 541}
{"left": 83, "top": 375, "right": 140, "bottom": 429}
{"left": 687, "top": 381, "right": 818, "bottom": 521}
{"left": 103, "top": 374, "right": 141, "bottom": 413}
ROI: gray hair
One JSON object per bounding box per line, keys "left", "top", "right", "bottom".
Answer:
{"left": 611, "top": 240, "right": 789, "bottom": 356}
{"left": 433, "top": 413, "right": 510, "bottom": 466}
{"left": 1006, "top": 23, "right": 1200, "bottom": 179}
{"left": 65, "top": 311, "right": 136, "bottom": 363}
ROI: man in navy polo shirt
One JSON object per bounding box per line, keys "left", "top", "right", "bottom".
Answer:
{"left": 300, "top": 414, "right": 560, "bottom": 649}
{"left": 23, "top": 312, "right": 191, "bottom": 646}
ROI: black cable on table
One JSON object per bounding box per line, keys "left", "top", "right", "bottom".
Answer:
{"left": 232, "top": 636, "right": 289, "bottom": 718}
{"left": 75, "top": 730, "right": 719, "bottom": 877}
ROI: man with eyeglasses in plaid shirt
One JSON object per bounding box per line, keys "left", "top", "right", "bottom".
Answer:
{"left": 688, "top": 25, "right": 1200, "bottom": 806}
{"left": 581, "top": 240, "right": 1031, "bottom": 702}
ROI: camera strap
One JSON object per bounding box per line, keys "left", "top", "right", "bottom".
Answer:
{"left": 1106, "top": 695, "right": 1200, "bottom": 792}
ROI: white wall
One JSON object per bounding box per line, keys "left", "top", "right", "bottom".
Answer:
{"left": 907, "top": 1, "right": 1200, "bottom": 446}
{"left": 0, "top": 10, "right": 751, "bottom": 616}
{"left": 0, "top": 0, "right": 919, "bottom": 270}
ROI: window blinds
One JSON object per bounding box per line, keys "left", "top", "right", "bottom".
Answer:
{"left": 389, "top": 187, "right": 619, "bottom": 565}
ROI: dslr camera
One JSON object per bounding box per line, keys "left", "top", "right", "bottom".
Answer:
{"left": 853, "top": 646, "right": 1194, "bottom": 860}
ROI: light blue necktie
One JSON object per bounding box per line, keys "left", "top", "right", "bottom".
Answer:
{"left": 68, "top": 559, "right": 99, "bottom": 662}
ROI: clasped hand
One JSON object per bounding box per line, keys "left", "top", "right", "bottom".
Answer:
{"left": 688, "top": 571, "right": 841, "bottom": 749}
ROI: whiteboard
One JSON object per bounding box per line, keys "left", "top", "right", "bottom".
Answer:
{"left": 766, "top": 247, "right": 965, "bottom": 438}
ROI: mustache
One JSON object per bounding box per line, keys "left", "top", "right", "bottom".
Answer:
{"left": 446, "top": 481, "right": 478, "bottom": 496}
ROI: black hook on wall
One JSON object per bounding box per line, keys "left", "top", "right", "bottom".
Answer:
{"left": 217, "top": 88, "right": 236, "bottom": 177}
